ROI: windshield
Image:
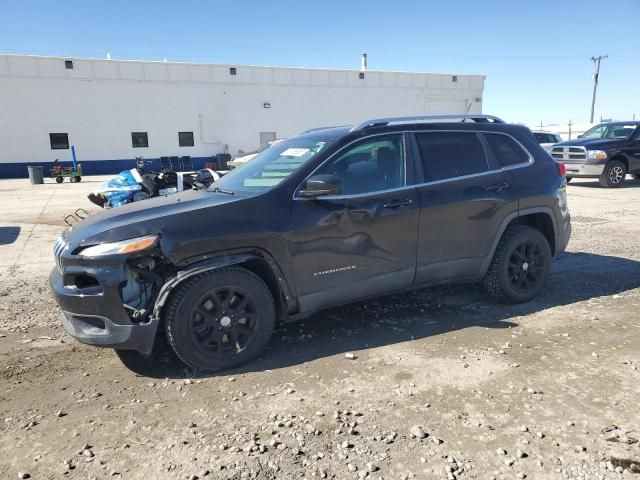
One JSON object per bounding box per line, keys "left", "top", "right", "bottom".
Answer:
{"left": 581, "top": 123, "right": 637, "bottom": 140}
{"left": 210, "top": 135, "right": 336, "bottom": 194}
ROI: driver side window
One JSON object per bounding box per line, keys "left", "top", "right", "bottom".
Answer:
{"left": 316, "top": 134, "right": 405, "bottom": 195}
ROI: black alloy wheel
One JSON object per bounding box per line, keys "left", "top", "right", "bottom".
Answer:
{"left": 484, "top": 225, "right": 551, "bottom": 303}
{"left": 164, "top": 267, "right": 275, "bottom": 371}
{"left": 507, "top": 240, "right": 546, "bottom": 294}
{"left": 188, "top": 286, "right": 259, "bottom": 358}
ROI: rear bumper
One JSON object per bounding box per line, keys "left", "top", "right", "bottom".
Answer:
{"left": 557, "top": 215, "right": 571, "bottom": 256}
{"left": 564, "top": 162, "right": 605, "bottom": 178}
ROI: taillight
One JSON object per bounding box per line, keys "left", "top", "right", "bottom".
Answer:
{"left": 556, "top": 161, "right": 566, "bottom": 177}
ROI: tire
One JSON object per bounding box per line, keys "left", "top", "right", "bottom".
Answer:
{"left": 484, "top": 225, "right": 552, "bottom": 304}
{"left": 599, "top": 160, "right": 626, "bottom": 188}
{"left": 69, "top": 175, "right": 77, "bottom": 183}
{"left": 55, "top": 176, "right": 63, "bottom": 183}
{"left": 75, "top": 176, "right": 82, "bottom": 182}
{"left": 165, "top": 267, "right": 275, "bottom": 372}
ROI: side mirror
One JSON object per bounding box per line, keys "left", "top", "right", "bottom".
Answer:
{"left": 299, "top": 174, "right": 342, "bottom": 197}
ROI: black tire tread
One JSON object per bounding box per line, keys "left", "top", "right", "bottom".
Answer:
{"left": 164, "top": 266, "right": 275, "bottom": 371}
{"left": 483, "top": 225, "right": 549, "bottom": 303}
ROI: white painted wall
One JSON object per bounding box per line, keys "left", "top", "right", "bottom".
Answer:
{"left": 0, "top": 55, "right": 485, "bottom": 167}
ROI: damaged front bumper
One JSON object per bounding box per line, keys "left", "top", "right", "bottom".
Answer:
{"left": 49, "top": 262, "right": 159, "bottom": 355}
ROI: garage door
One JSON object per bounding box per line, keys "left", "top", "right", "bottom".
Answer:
{"left": 425, "top": 98, "right": 468, "bottom": 115}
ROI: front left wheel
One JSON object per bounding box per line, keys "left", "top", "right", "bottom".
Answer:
{"left": 599, "top": 160, "right": 626, "bottom": 188}
{"left": 164, "top": 267, "right": 276, "bottom": 372}
{"left": 484, "top": 225, "right": 552, "bottom": 304}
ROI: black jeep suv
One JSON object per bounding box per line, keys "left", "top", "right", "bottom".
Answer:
{"left": 50, "top": 115, "right": 571, "bottom": 371}
{"left": 551, "top": 121, "right": 640, "bottom": 187}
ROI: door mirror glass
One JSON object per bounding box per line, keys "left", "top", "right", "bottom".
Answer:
{"left": 299, "top": 174, "right": 342, "bottom": 197}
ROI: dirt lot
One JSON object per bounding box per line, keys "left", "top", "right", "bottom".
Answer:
{"left": 1, "top": 176, "right": 639, "bottom": 480}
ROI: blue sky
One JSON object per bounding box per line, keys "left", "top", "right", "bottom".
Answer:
{"left": 2, "top": 0, "right": 639, "bottom": 125}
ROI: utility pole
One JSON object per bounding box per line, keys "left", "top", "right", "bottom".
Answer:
{"left": 590, "top": 55, "right": 608, "bottom": 123}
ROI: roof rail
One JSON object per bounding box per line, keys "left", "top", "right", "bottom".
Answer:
{"left": 299, "top": 125, "right": 351, "bottom": 135}
{"left": 350, "top": 114, "right": 505, "bottom": 132}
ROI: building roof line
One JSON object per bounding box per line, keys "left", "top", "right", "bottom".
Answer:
{"left": 0, "top": 53, "right": 486, "bottom": 78}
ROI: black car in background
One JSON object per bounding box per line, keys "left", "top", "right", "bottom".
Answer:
{"left": 50, "top": 115, "right": 572, "bottom": 372}
{"left": 551, "top": 121, "right": 640, "bottom": 187}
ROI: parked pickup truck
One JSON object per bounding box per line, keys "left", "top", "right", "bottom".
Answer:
{"left": 550, "top": 121, "right": 640, "bottom": 187}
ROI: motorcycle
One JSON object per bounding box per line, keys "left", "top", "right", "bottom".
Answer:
{"left": 88, "top": 157, "right": 220, "bottom": 208}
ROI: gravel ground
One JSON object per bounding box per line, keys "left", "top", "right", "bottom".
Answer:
{"left": 1, "top": 177, "right": 639, "bottom": 480}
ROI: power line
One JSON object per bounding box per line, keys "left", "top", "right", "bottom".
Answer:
{"left": 590, "top": 55, "right": 608, "bottom": 123}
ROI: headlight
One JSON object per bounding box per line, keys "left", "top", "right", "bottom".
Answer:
{"left": 587, "top": 150, "right": 608, "bottom": 161}
{"left": 79, "top": 234, "right": 158, "bottom": 257}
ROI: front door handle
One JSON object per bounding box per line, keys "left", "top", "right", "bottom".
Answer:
{"left": 485, "top": 182, "right": 511, "bottom": 192}
{"left": 383, "top": 198, "right": 414, "bottom": 209}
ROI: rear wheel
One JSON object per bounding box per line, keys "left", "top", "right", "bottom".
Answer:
{"left": 164, "top": 267, "right": 275, "bottom": 371}
{"left": 69, "top": 175, "right": 77, "bottom": 183}
{"left": 55, "top": 176, "right": 63, "bottom": 183}
{"left": 599, "top": 160, "right": 626, "bottom": 188}
{"left": 484, "top": 225, "right": 551, "bottom": 304}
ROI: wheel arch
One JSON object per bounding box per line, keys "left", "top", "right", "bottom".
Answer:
{"left": 480, "top": 207, "right": 558, "bottom": 275}
{"left": 608, "top": 154, "right": 628, "bottom": 171}
{"left": 152, "top": 249, "right": 296, "bottom": 323}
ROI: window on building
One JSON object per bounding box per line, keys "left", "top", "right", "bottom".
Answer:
{"left": 359, "top": 72, "right": 365, "bottom": 79}
{"left": 315, "top": 134, "right": 405, "bottom": 195}
{"left": 65, "top": 60, "right": 73, "bottom": 69}
{"left": 178, "top": 131, "right": 194, "bottom": 147}
{"left": 415, "top": 132, "right": 489, "bottom": 181}
{"left": 484, "top": 133, "right": 530, "bottom": 167}
{"left": 229, "top": 67, "right": 237, "bottom": 75}
{"left": 49, "top": 133, "right": 69, "bottom": 150}
{"left": 131, "top": 132, "right": 149, "bottom": 148}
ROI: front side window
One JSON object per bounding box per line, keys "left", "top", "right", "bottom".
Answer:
{"left": 484, "top": 133, "right": 530, "bottom": 167}
{"left": 315, "top": 134, "right": 405, "bottom": 195}
{"left": 581, "top": 123, "right": 636, "bottom": 140}
{"left": 581, "top": 125, "right": 605, "bottom": 139}
{"left": 131, "top": 132, "right": 148, "bottom": 148}
{"left": 49, "top": 133, "right": 69, "bottom": 150}
{"left": 415, "top": 132, "right": 489, "bottom": 181}
{"left": 178, "top": 131, "right": 194, "bottom": 147}
{"left": 211, "top": 135, "right": 335, "bottom": 194}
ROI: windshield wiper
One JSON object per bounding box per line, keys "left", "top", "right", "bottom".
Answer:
{"left": 210, "top": 186, "right": 235, "bottom": 195}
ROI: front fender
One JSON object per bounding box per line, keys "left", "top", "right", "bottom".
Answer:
{"left": 151, "top": 253, "right": 257, "bottom": 319}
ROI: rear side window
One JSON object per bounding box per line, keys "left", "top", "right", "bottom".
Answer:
{"left": 415, "top": 132, "right": 489, "bottom": 181}
{"left": 484, "top": 133, "right": 530, "bottom": 167}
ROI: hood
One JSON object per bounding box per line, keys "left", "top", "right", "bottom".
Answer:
{"left": 63, "top": 189, "right": 247, "bottom": 247}
{"left": 554, "top": 138, "right": 629, "bottom": 150}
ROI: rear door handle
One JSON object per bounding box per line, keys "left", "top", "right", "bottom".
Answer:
{"left": 485, "top": 182, "right": 511, "bottom": 192}
{"left": 383, "top": 198, "right": 413, "bottom": 209}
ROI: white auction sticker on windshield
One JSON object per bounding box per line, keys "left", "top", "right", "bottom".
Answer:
{"left": 281, "top": 148, "right": 310, "bottom": 157}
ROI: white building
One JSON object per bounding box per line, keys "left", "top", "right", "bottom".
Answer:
{"left": 0, "top": 54, "right": 485, "bottom": 178}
